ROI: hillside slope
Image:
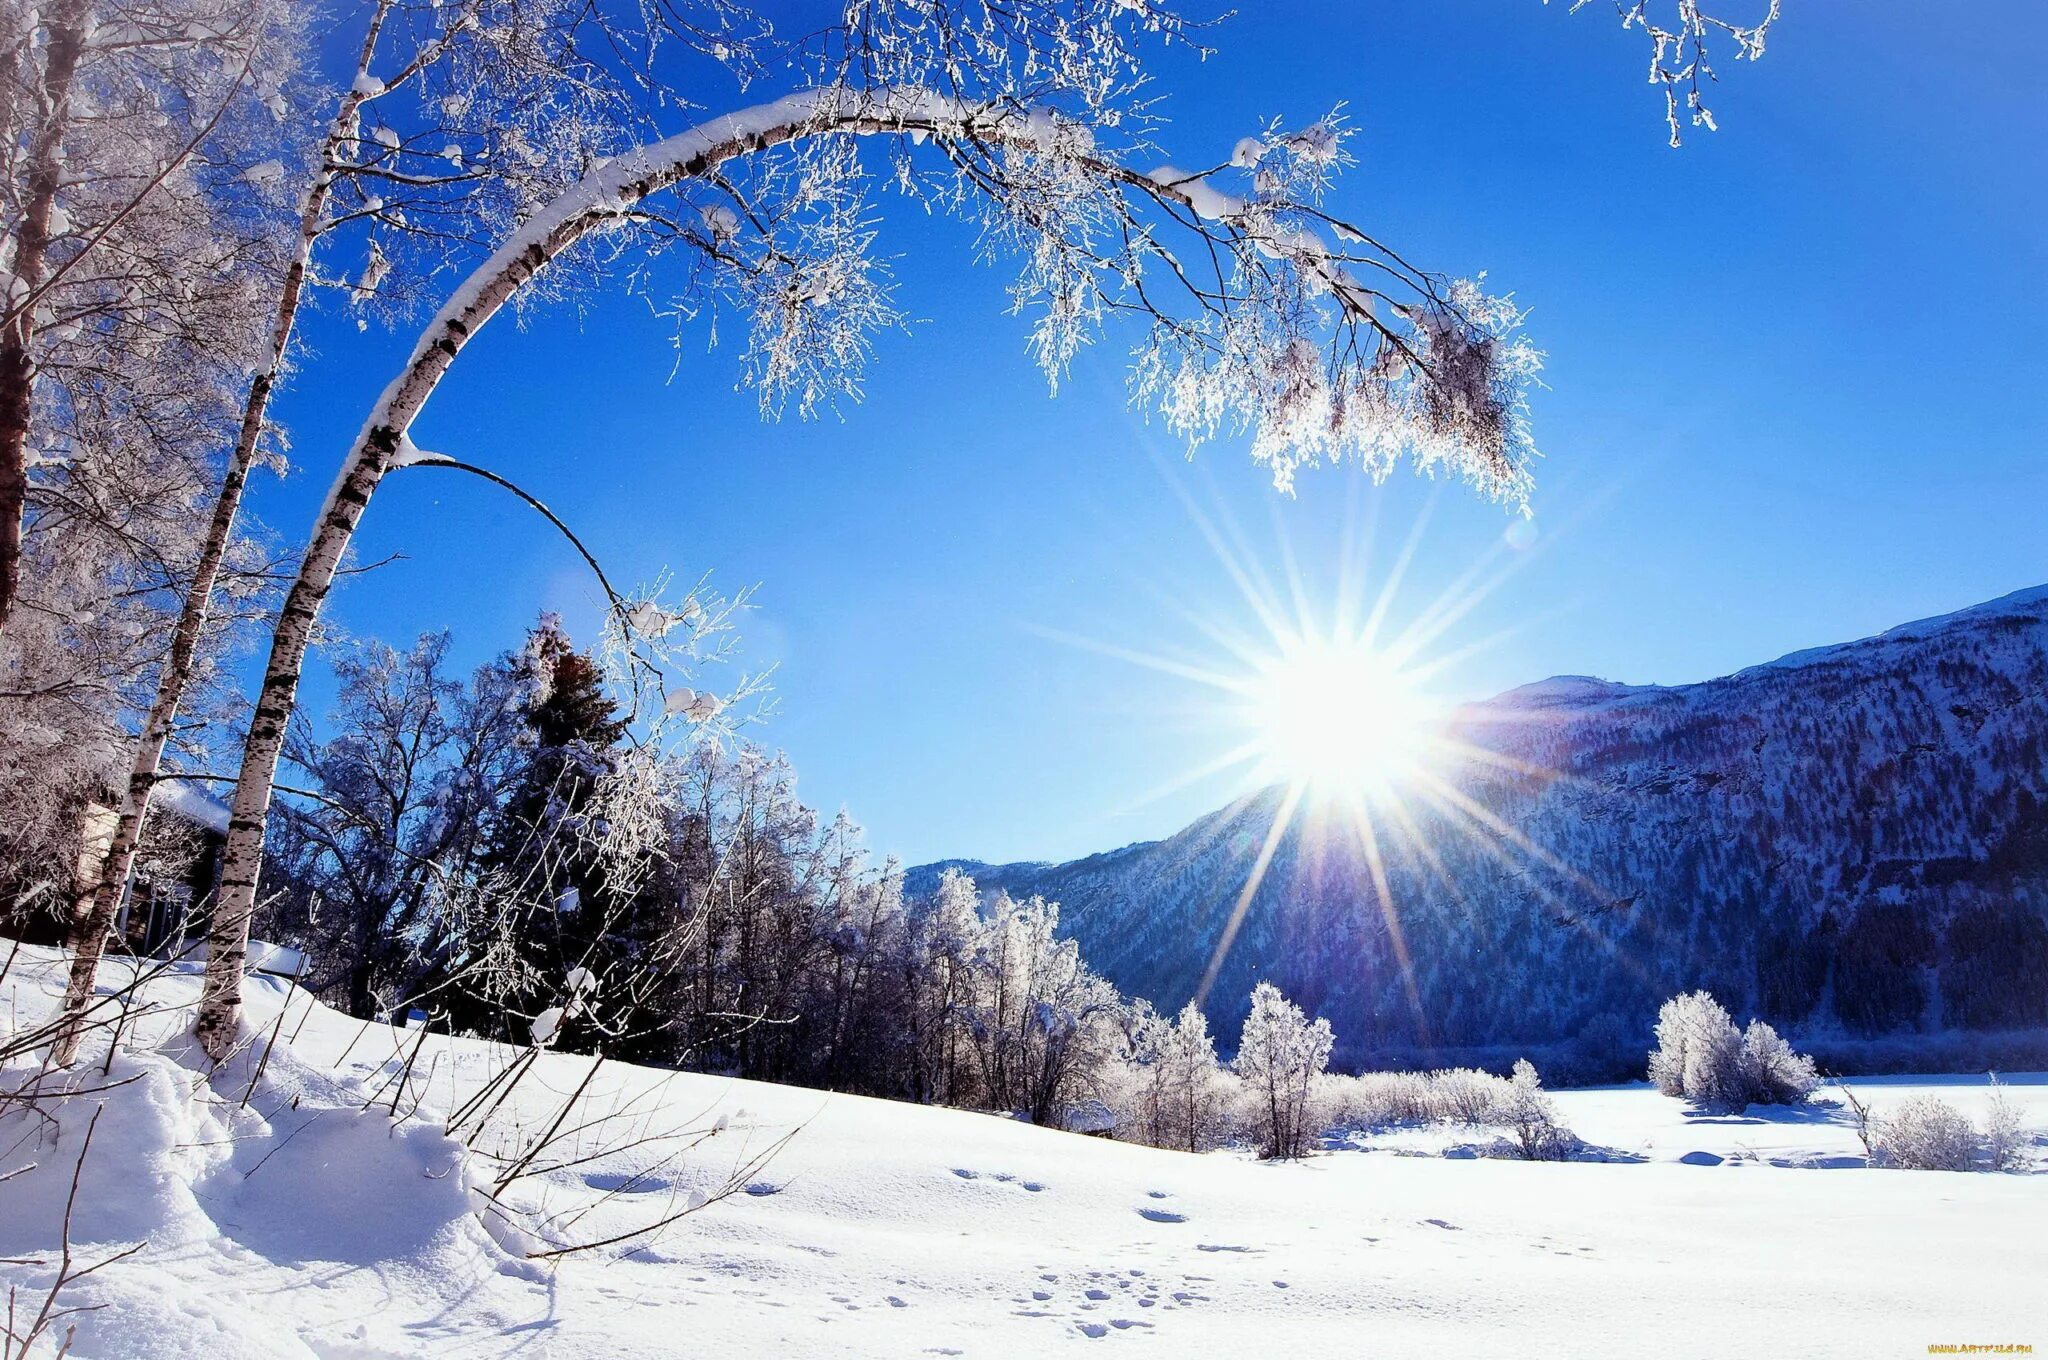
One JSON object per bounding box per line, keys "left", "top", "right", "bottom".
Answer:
{"left": 914, "top": 586, "right": 2048, "bottom": 1069}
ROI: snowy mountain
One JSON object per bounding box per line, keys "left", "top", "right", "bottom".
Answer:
{"left": 912, "top": 586, "right": 2048, "bottom": 1071}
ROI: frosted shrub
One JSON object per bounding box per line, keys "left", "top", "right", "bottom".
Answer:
{"left": 1873, "top": 1097, "right": 1978, "bottom": 1171}
{"left": 1649, "top": 991, "right": 1817, "bottom": 1112}
{"left": 1429, "top": 1068, "right": 1511, "bottom": 1124}
{"left": 1649, "top": 991, "right": 1746, "bottom": 1107}
{"left": 1737, "top": 1019, "right": 1821, "bottom": 1106}
{"left": 1325, "top": 1061, "right": 1576, "bottom": 1158}
{"left": 1315, "top": 1073, "right": 1363, "bottom": 1130}
{"left": 1322, "top": 1071, "right": 1435, "bottom": 1130}
{"left": 1493, "top": 1060, "right": 1575, "bottom": 1162}
{"left": 1378, "top": 1072, "right": 1438, "bottom": 1125}
{"left": 1983, "top": 1076, "right": 2025, "bottom": 1174}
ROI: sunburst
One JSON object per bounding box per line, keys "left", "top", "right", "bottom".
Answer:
{"left": 1035, "top": 472, "right": 1634, "bottom": 1031}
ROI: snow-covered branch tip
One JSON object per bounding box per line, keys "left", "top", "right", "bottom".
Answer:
{"left": 1561, "top": 0, "right": 1783, "bottom": 145}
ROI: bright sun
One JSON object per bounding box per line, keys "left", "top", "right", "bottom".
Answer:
{"left": 1245, "top": 638, "right": 1436, "bottom": 798}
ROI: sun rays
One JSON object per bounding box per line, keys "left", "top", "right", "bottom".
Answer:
{"left": 1037, "top": 470, "right": 1645, "bottom": 1033}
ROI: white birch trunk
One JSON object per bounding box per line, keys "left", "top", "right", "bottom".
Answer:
{"left": 0, "top": 0, "right": 88, "bottom": 635}
{"left": 50, "top": 11, "right": 393, "bottom": 1066}
{"left": 194, "top": 86, "right": 1039, "bottom": 1057}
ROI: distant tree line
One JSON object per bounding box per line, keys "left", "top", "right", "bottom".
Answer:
{"left": 229, "top": 618, "right": 1615, "bottom": 1161}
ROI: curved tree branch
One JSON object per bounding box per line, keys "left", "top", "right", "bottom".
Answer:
{"left": 394, "top": 455, "right": 624, "bottom": 611}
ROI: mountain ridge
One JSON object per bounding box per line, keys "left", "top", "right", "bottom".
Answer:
{"left": 909, "top": 583, "right": 2048, "bottom": 1073}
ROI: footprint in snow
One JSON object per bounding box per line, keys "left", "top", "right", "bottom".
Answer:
{"left": 1147, "top": 1190, "right": 1170, "bottom": 1199}
{"left": 1423, "top": 1218, "right": 1462, "bottom": 1231}
{"left": 583, "top": 1171, "right": 670, "bottom": 1193}
{"left": 952, "top": 1168, "right": 1046, "bottom": 1191}
{"left": 1136, "top": 1207, "right": 1187, "bottom": 1224}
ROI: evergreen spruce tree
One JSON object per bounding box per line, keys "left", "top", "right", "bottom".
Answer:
{"left": 446, "top": 615, "right": 630, "bottom": 1043}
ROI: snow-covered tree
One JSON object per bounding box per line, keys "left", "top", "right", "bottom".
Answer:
{"left": 1983, "top": 1075, "right": 2024, "bottom": 1174}
{"left": 259, "top": 632, "right": 525, "bottom": 1019}
{"left": 0, "top": 0, "right": 300, "bottom": 633}
{"left": 1160, "top": 1001, "right": 1227, "bottom": 1152}
{"left": 1235, "top": 980, "right": 1333, "bottom": 1160}
{"left": 968, "top": 891, "right": 1122, "bottom": 1126}
{"left": 189, "top": 0, "right": 1568, "bottom": 1056}
{"left": 1112, "top": 1002, "right": 1175, "bottom": 1146}
{"left": 904, "top": 866, "right": 986, "bottom": 1105}
{"left": 1734, "top": 1017, "right": 1819, "bottom": 1106}
{"left": 1649, "top": 990, "right": 1816, "bottom": 1112}
{"left": 1650, "top": 990, "right": 1738, "bottom": 1104}
{"left": 1494, "top": 1058, "right": 1573, "bottom": 1161}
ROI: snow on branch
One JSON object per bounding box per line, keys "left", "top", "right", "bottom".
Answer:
{"left": 349, "top": 83, "right": 1535, "bottom": 521}
{"left": 1562, "top": 0, "right": 1783, "bottom": 146}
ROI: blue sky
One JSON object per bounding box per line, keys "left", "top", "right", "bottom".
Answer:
{"left": 251, "top": 1, "right": 2048, "bottom": 868}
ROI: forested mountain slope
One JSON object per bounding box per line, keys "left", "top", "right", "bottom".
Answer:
{"left": 913, "top": 586, "right": 2048, "bottom": 1070}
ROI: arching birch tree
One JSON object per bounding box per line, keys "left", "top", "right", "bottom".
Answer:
{"left": 186, "top": 51, "right": 1542, "bottom": 1057}
{"left": 47, "top": 0, "right": 768, "bottom": 1063}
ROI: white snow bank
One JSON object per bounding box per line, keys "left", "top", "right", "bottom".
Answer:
{"left": 2, "top": 946, "right": 2043, "bottom": 1359}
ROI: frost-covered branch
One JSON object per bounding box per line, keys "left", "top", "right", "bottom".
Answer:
{"left": 1561, "top": 0, "right": 1783, "bottom": 145}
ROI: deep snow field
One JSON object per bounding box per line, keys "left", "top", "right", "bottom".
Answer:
{"left": 2, "top": 946, "right": 2043, "bottom": 1360}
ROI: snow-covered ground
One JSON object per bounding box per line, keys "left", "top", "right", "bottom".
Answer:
{"left": 3, "top": 947, "right": 2043, "bottom": 1359}
{"left": 1344, "top": 1077, "right": 2047, "bottom": 1170}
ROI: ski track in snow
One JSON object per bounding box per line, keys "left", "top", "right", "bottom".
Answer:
{"left": 1, "top": 947, "right": 2043, "bottom": 1359}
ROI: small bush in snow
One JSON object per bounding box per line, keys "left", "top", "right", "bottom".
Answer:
{"left": 1428, "top": 1067, "right": 1510, "bottom": 1124}
{"left": 1492, "top": 1059, "right": 1575, "bottom": 1161}
{"left": 1873, "top": 1096, "right": 1977, "bottom": 1171}
{"left": 1983, "top": 1075, "right": 2025, "bottom": 1173}
{"left": 1648, "top": 991, "right": 1817, "bottom": 1112}
{"left": 1321, "top": 1071, "right": 1435, "bottom": 1129}
{"left": 1736, "top": 1019, "right": 1820, "bottom": 1105}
